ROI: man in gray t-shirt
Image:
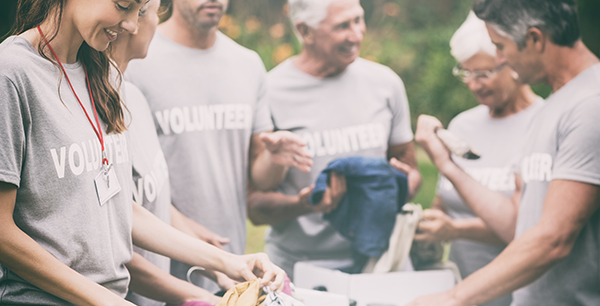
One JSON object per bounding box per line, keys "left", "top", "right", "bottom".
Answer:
{"left": 408, "top": 1, "right": 600, "bottom": 305}
{"left": 126, "top": 0, "right": 310, "bottom": 292}
{"left": 247, "top": 0, "right": 422, "bottom": 277}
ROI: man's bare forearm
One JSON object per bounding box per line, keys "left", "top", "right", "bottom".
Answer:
{"left": 448, "top": 220, "right": 575, "bottom": 305}
{"left": 438, "top": 161, "right": 517, "bottom": 243}
{"left": 415, "top": 116, "right": 517, "bottom": 242}
{"left": 453, "top": 218, "right": 506, "bottom": 245}
{"left": 441, "top": 180, "right": 600, "bottom": 305}
{"left": 250, "top": 149, "right": 288, "bottom": 191}
{"left": 432, "top": 189, "right": 504, "bottom": 244}
{"left": 247, "top": 189, "right": 313, "bottom": 225}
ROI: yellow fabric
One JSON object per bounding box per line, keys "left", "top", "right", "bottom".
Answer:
{"left": 216, "top": 279, "right": 266, "bottom": 306}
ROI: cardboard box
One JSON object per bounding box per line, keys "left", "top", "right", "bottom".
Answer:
{"left": 294, "top": 262, "right": 455, "bottom": 306}
{"left": 294, "top": 288, "right": 350, "bottom": 306}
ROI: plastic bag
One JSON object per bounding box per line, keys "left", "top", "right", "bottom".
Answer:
{"left": 263, "top": 287, "right": 305, "bottom": 306}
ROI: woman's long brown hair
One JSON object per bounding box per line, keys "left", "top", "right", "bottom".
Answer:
{"left": 9, "top": 0, "right": 127, "bottom": 134}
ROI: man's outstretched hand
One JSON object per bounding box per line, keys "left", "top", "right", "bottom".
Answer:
{"left": 260, "top": 131, "right": 312, "bottom": 173}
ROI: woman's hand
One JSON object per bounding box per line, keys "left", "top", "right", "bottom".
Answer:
{"left": 414, "top": 209, "right": 458, "bottom": 243}
{"left": 221, "top": 253, "right": 286, "bottom": 291}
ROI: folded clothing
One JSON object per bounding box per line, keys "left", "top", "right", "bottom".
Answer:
{"left": 216, "top": 279, "right": 266, "bottom": 306}
{"left": 309, "top": 157, "right": 409, "bottom": 263}
{"left": 215, "top": 277, "right": 302, "bottom": 306}
{"left": 170, "top": 302, "right": 214, "bottom": 306}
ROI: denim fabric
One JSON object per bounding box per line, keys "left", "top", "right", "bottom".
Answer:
{"left": 309, "top": 157, "right": 408, "bottom": 265}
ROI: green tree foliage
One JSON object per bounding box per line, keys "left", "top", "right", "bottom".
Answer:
{"left": 220, "top": 0, "right": 597, "bottom": 127}
{"left": 217, "top": 0, "right": 479, "bottom": 126}
{"left": 1, "top": 0, "right": 598, "bottom": 127}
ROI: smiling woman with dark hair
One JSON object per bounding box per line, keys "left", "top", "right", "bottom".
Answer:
{"left": 0, "top": 1, "right": 287, "bottom": 304}
{"left": 0, "top": 0, "right": 144, "bottom": 304}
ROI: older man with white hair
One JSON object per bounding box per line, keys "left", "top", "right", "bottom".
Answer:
{"left": 247, "top": 0, "right": 421, "bottom": 277}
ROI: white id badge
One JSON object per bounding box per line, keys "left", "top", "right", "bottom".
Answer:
{"left": 94, "top": 167, "right": 121, "bottom": 206}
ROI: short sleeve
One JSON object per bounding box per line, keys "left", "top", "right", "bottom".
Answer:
{"left": 251, "top": 55, "right": 274, "bottom": 134}
{"left": 0, "top": 75, "right": 26, "bottom": 187}
{"left": 387, "top": 71, "right": 414, "bottom": 145}
{"left": 552, "top": 96, "right": 600, "bottom": 186}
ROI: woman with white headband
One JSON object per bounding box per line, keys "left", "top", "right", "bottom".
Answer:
{"left": 412, "top": 11, "right": 543, "bottom": 306}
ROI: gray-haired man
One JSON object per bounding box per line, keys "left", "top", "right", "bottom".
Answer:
{"left": 248, "top": 0, "right": 422, "bottom": 277}
{"left": 409, "top": 0, "right": 600, "bottom": 305}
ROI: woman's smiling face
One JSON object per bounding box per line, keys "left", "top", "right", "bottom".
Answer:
{"left": 67, "top": 0, "right": 148, "bottom": 51}
{"left": 460, "top": 51, "right": 520, "bottom": 111}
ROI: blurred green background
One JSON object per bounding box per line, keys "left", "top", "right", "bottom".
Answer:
{"left": 2, "top": 0, "right": 599, "bottom": 253}
{"left": 219, "top": 0, "right": 599, "bottom": 127}
{"left": 3, "top": 0, "right": 599, "bottom": 128}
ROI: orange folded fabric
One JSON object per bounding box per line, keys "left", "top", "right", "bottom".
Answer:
{"left": 216, "top": 279, "right": 266, "bottom": 306}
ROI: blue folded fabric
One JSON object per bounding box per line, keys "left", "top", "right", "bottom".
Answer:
{"left": 309, "top": 157, "right": 408, "bottom": 265}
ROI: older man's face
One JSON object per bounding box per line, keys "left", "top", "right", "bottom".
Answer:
{"left": 486, "top": 24, "right": 545, "bottom": 85}
{"left": 311, "top": 0, "right": 365, "bottom": 69}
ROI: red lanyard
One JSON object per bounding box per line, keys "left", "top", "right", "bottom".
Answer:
{"left": 37, "top": 26, "right": 110, "bottom": 168}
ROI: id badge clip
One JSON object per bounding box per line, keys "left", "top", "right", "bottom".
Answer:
{"left": 94, "top": 153, "right": 121, "bottom": 206}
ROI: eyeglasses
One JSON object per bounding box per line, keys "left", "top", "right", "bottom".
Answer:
{"left": 452, "top": 63, "right": 506, "bottom": 83}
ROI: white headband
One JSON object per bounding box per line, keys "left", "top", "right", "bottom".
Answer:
{"left": 450, "top": 11, "right": 497, "bottom": 63}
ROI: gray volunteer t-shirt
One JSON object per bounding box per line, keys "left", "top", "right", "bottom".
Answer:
{"left": 0, "top": 36, "right": 133, "bottom": 304}
{"left": 265, "top": 58, "right": 414, "bottom": 276}
{"left": 123, "top": 81, "right": 171, "bottom": 306}
{"left": 126, "top": 31, "right": 273, "bottom": 289}
{"left": 437, "top": 100, "right": 543, "bottom": 306}
{"left": 512, "top": 64, "right": 600, "bottom": 305}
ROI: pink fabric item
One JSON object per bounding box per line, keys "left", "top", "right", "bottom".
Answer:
{"left": 168, "top": 302, "right": 214, "bottom": 306}
{"left": 282, "top": 275, "right": 292, "bottom": 296}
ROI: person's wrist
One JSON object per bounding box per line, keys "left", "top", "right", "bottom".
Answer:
{"left": 436, "top": 158, "right": 459, "bottom": 177}
{"left": 295, "top": 193, "right": 311, "bottom": 208}
{"left": 447, "top": 285, "right": 475, "bottom": 306}
{"left": 214, "top": 252, "right": 236, "bottom": 276}
{"left": 448, "top": 219, "right": 461, "bottom": 241}
{"left": 293, "top": 188, "right": 318, "bottom": 215}
{"left": 102, "top": 294, "right": 134, "bottom": 306}
{"left": 293, "top": 194, "right": 304, "bottom": 206}
{"left": 185, "top": 286, "right": 220, "bottom": 304}
{"left": 262, "top": 147, "right": 277, "bottom": 165}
